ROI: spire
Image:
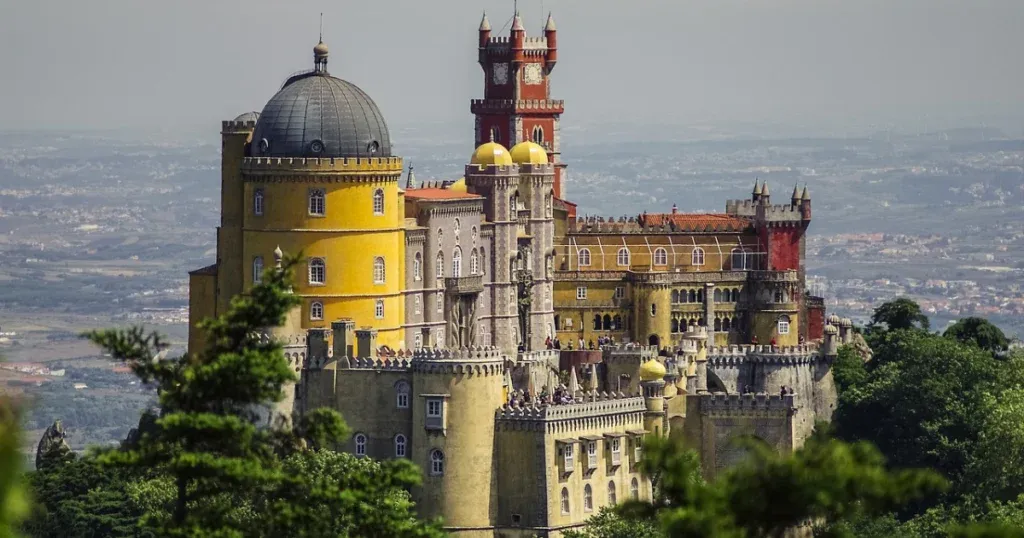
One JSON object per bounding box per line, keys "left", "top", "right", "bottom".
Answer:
{"left": 545, "top": 12, "right": 557, "bottom": 31}
{"left": 405, "top": 162, "right": 416, "bottom": 189}
{"left": 801, "top": 185, "right": 810, "bottom": 201}
{"left": 511, "top": 11, "right": 525, "bottom": 31}
{"left": 791, "top": 183, "right": 800, "bottom": 201}
{"left": 761, "top": 181, "right": 770, "bottom": 197}
{"left": 479, "top": 11, "right": 491, "bottom": 31}
{"left": 752, "top": 178, "right": 761, "bottom": 195}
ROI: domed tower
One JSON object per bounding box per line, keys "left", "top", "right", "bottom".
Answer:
{"left": 680, "top": 324, "right": 709, "bottom": 395}
{"left": 195, "top": 40, "right": 406, "bottom": 352}
{"left": 638, "top": 359, "right": 667, "bottom": 436}
{"left": 410, "top": 347, "right": 505, "bottom": 530}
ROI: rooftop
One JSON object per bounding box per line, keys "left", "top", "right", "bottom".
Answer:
{"left": 405, "top": 188, "right": 482, "bottom": 201}
{"left": 639, "top": 213, "right": 750, "bottom": 230}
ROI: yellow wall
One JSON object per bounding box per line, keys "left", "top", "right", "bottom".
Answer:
{"left": 751, "top": 309, "right": 799, "bottom": 346}
{"left": 557, "top": 233, "right": 758, "bottom": 273}
{"left": 215, "top": 130, "right": 250, "bottom": 314}
{"left": 553, "top": 281, "right": 630, "bottom": 345}
{"left": 187, "top": 272, "right": 217, "bottom": 355}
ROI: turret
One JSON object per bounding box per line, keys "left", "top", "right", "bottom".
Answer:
{"left": 638, "top": 359, "right": 667, "bottom": 437}
{"left": 823, "top": 325, "right": 839, "bottom": 357}
{"left": 760, "top": 181, "right": 771, "bottom": 204}
{"left": 800, "top": 185, "right": 811, "bottom": 220}
{"left": 544, "top": 12, "right": 557, "bottom": 69}
{"left": 478, "top": 12, "right": 491, "bottom": 49}
{"left": 791, "top": 184, "right": 801, "bottom": 206}
{"left": 405, "top": 162, "right": 417, "bottom": 189}
{"left": 511, "top": 11, "right": 525, "bottom": 53}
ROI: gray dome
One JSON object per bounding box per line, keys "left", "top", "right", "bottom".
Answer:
{"left": 233, "top": 111, "right": 260, "bottom": 122}
{"left": 249, "top": 72, "right": 391, "bottom": 159}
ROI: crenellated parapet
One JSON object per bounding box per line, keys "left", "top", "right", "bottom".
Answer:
{"left": 494, "top": 392, "right": 646, "bottom": 433}
{"left": 241, "top": 156, "right": 404, "bottom": 176}
{"left": 470, "top": 99, "right": 565, "bottom": 115}
{"left": 725, "top": 199, "right": 810, "bottom": 225}
{"left": 222, "top": 120, "right": 257, "bottom": 133}
{"left": 517, "top": 349, "right": 559, "bottom": 366}
{"left": 347, "top": 356, "right": 412, "bottom": 371}
{"left": 707, "top": 344, "right": 820, "bottom": 366}
{"left": 411, "top": 346, "right": 506, "bottom": 375}
{"left": 699, "top": 392, "right": 796, "bottom": 417}
{"left": 567, "top": 214, "right": 751, "bottom": 234}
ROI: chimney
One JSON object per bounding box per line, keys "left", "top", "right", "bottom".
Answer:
{"left": 331, "top": 319, "right": 355, "bottom": 358}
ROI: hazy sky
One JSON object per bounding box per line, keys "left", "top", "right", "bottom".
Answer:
{"left": 2, "top": 0, "right": 1022, "bottom": 133}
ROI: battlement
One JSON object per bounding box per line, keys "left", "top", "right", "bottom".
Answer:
{"left": 518, "top": 349, "right": 559, "bottom": 365}
{"left": 241, "top": 156, "right": 404, "bottom": 174}
{"left": 566, "top": 214, "right": 750, "bottom": 234}
{"left": 706, "top": 344, "right": 821, "bottom": 365}
{"left": 495, "top": 392, "right": 645, "bottom": 422}
{"left": 603, "top": 344, "right": 660, "bottom": 365}
{"left": 746, "top": 270, "right": 799, "bottom": 283}
{"left": 469, "top": 99, "right": 565, "bottom": 114}
{"left": 413, "top": 346, "right": 506, "bottom": 363}
{"left": 222, "top": 120, "right": 257, "bottom": 132}
{"left": 255, "top": 330, "right": 307, "bottom": 347}
{"left": 725, "top": 199, "right": 809, "bottom": 223}
{"left": 522, "top": 36, "right": 549, "bottom": 50}
{"left": 487, "top": 36, "right": 511, "bottom": 46}
{"left": 699, "top": 392, "right": 796, "bottom": 415}
{"left": 348, "top": 356, "right": 412, "bottom": 371}
{"left": 516, "top": 162, "right": 555, "bottom": 175}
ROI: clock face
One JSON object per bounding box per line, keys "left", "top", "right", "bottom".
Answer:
{"left": 492, "top": 63, "right": 509, "bottom": 85}
{"left": 524, "top": 63, "right": 543, "bottom": 85}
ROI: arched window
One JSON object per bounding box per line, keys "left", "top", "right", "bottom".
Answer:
{"left": 723, "top": 317, "right": 732, "bottom": 331}
{"left": 731, "top": 248, "right": 747, "bottom": 270}
{"left": 584, "top": 484, "right": 593, "bottom": 512}
{"left": 691, "top": 247, "right": 705, "bottom": 266}
{"left": 593, "top": 314, "right": 602, "bottom": 331}
{"left": 732, "top": 289, "right": 741, "bottom": 302}
{"left": 436, "top": 292, "right": 443, "bottom": 313}
{"left": 308, "top": 189, "right": 325, "bottom": 216}
{"left": 253, "top": 188, "right": 264, "bottom": 216}
{"left": 373, "top": 257, "right": 385, "bottom": 284}
{"left": 252, "top": 256, "right": 264, "bottom": 284}
{"left": 310, "top": 301, "right": 323, "bottom": 321}
{"left": 308, "top": 258, "right": 326, "bottom": 285}
{"left": 375, "top": 299, "right": 385, "bottom": 319}
{"left": 479, "top": 248, "right": 486, "bottom": 274}
{"left": 651, "top": 303, "right": 657, "bottom": 316}
{"left": 471, "top": 226, "right": 478, "bottom": 243}
{"left": 354, "top": 433, "right": 366, "bottom": 456}
{"left": 714, "top": 318, "right": 722, "bottom": 331}
{"left": 413, "top": 253, "right": 422, "bottom": 281}
{"left": 470, "top": 249, "right": 479, "bottom": 275}
{"left": 509, "top": 195, "right": 517, "bottom": 221}
{"left": 671, "top": 318, "right": 679, "bottom": 333}
{"left": 394, "top": 434, "right": 406, "bottom": 457}
{"left": 713, "top": 289, "right": 722, "bottom": 302}
{"left": 778, "top": 315, "right": 791, "bottom": 335}
{"left": 490, "top": 126, "right": 500, "bottom": 144}
{"left": 608, "top": 481, "right": 617, "bottom": 506}
{"left": 688, "top": 289, "right": 697, "bottom": 303}
{"left": 603, "top": 314, "right": 612, "bottom": 331}
{"left": 452, "top": 247, "right": 462, "bottom": 277}
{"left": 653, "top": 247, "right": 668, "bottom": 266}
{"left": 546, "top": 191, "right": 553, "bottom": 218}
{"left": 453, "top": 218, "right": 461, "bottom": 240}
{"left": 578, "top": 248, "right": 592, "bottom": 267}
{"left": 435, "top": 252, "right": 444, "bottom": 279}
{"left": 671, "top": 290, "right": 679, "bottom": 303}
{"left": 613, "top": 315, "right": 622, "bottom": 330}
{"left": 560, "top": 488, "right": 570, "bottom": 514}
{"left": 697, "top": 289, "right": 704, "bottom": 303}
{"left": 372, "top": 188, "right": 384, "bottom": 215}
{"left": 395, "top": 381, "right": 410, "bottom": 408}
{"left": 616, "top": 248, "right": 631, "bottom": 267}
{"left": 532, "top": 125, "right": 544, "bottom": 145}
{"left": 430, "top": 449, "right": 445, "bottom": 476}
{"left": 630, "top": 478, "right": 639, "bottom": 499}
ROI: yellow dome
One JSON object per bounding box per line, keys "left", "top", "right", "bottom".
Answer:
{"left": 509, "top": 141, "right": 549, "bottom": 165}
{"left": 449, "top": 177, "right": 467, "bottom": 193}
{"left": 470, "top": 142, "right": 513, "bottom": 167}
{"left": 638, "top": 359, "right": 666, "bottom": 382}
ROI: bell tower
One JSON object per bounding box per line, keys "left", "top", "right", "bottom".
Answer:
{"left": 472, "top": 11, "right": 568, "bottom": 198}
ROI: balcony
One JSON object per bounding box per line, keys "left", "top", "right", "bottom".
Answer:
{"left": 444, "top": 275, "right": 484, "bottom": 295}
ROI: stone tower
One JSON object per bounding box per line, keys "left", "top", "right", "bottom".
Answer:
{"left": 473, "top": 11, "right": 567, "bottom": 197}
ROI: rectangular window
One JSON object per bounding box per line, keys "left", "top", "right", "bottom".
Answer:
{"left": 309, "top": 189, "right": 325, "bottom": 216}
{"left": 437, "top": 293, "right": 443, "bottom": 313}
{"left": 426, "top": 398, "right": 444, "bottom": 430}
{"left": 253, "top": 188, "right": 264, "bottom": 216}
{"left": 611, "top": 438, "right": 622, "bottom": 466}
{"left": 375, "top": 300, "right": 385, "bottom": 319}
{"left": 576, "top": 287, "right": 587, "bottom": 300}
{"left": 563, "top": 444, "right": 574, "bottom": 470}
{"left": 615, "top": 286, "right": 625, "bottom": 299}
{"left": 414, "top": 296, "right": 421, "bottom": 315}
{"left": 587, "top": 441, "right": 598, "bottom": 469}
{"left": 778, "top": 319, "right": 790, "bottom": 335}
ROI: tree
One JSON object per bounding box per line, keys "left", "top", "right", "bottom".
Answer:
{"left": 869, "top": 298, "right": 930, "bottom": 332}
{"left": 563, "top": 507, "right": 662, "bottom": 538}
{"left": 0, "top": 397, "right": 30, "bottom": 538}
{"left": 832, "top": 345, "right": 868, "bottom": 394}
{"left": 944, "top": 317, "right": 1009, "bottom": 354}
{"left": 611, "top": 433, "right": 945, "bottom": 538}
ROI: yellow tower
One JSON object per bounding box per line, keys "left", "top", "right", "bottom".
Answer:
{"left": 639, "top": 358, "right": 667, "bottom": 437}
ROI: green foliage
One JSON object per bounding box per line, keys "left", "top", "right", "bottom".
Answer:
{"left": 563, "top": 507, "right": 662, "bottom": 538}
{"left": 832, "top": 345, "right": 867, "bottom": 394}
{"left": 0, "top": 398, "right": 30, "bottom": 538}
{"left": 869, "top": 298, "right": 930, "bottom": 332}
{"left": 944, "top": 317, "right": 1009, "bottom": 353}
{"left": 613, "top": 434, "right": 944, "bottom": 538}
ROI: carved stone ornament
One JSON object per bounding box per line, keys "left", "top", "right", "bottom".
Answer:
{"left": 493, "top": 63, "right": 509, "bottom": 85}
{"left": 524, "top": 63, "right": 543, "bottom": 85}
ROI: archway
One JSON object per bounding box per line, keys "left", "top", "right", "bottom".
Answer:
{"left": 648, "top": 334, "right": 660, "bottom": 347}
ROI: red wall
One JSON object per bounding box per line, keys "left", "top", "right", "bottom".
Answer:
{"left": 766, "top": 228, "right": 802, "bottom": 271}
{"left": 807, "top": 304, "right": 825, "bottom": 341}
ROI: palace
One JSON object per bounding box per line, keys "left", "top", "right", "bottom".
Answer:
{"left": 187, "top": 11, "right": 839, "bottom": 537}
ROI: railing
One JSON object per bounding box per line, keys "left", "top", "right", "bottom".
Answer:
{"left": 444, "top": 275, "right": 484, "bottom": 295}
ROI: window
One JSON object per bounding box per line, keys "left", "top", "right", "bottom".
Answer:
{"left": 688, "top": 289, "right": 697, "bottom": 303}
{"left": 430, "top": 449, "right": 444, "bottom": 476}
{"left": 395, "top": 381, "right": 410, "bottom": 409}
{"left": 584, "top": 484, "right": 593, "bottom": 512}
{"left": 471, "top": 226, "right": 478, "bottom": 243}
{"left": 437, "top": 228, "right": 443, "bottom": 245}
{"left": 373, "top": 257, "right": 385, "bottom": 284}
{"left": 630, "top": 478, "right": 639, "bottom": 500}
{"left": 546, "top": 193, "right": 553, "bottom": 218}
{"left": 252, "top": 256, "right": 264, "bottom": 284}
{"left": 731, "top": 248, "right": 748, "bottom": 270}
{"left": 778, "top": 315, "right": 791, "bottom": 335}
{"left": 394, "top": 434, "right": 406, "bottom": 457}
{"left": 560, "top": 488, "right": 570, "bottom": 514}
{"left": 436, "top": 293, "right": 443, "bottom": 313}
{"left": 470, "top": 249, "right": 479, "bottom": 275}
{"left": 615, "top": 286, "right": 625, "bottom": 299}
{"left": 308, "top": 258, "right": 326, "bottom": 285}
{"left": 509, "top": 195, "right": 517, "bottom": 221}
{"left": 414, "top": 296, "right": 421, "bottom": 315}
{"left": 774, "top": 290, "right": 785, "bottom": 303}
{"left": 578, "top": 248, "right": 591, "bottom": 267}
{"left": 691, "top": 247, "right": 705, "bottom": 266}
{"left": 593, "top": 314, "right": 602, "bottom": 331}
{"left": 608, "top": 481, "right": 617, "bottom": 506}
{"left": 576, "top": 287, "right": 587, "bottom": 300}
{"left": 613, "top": 315, "right": 623, "bottom": 331}
{"left": 653, "top": 247, "right": 668, "bottom": 266}
{"left": 651, "top": 303, "right": 657, "bottom": 316}
{"left": 414, "top": 333, "right": 422, "bottom": 349}
{"left": 714, "top": 289, "right": 722, "bottom": 302}
{"left": 308, "top": 189, "right": 325, "bottom": 216}
{"left": 714, "top": 318, "right": 722, "bottom": 331}
{"left": 616, "top": 248, "right": 631, "bottom": 267}
{"left": 354, "top": 433, "right": 366, "bottom": 456}
{"left": 563, "top": 443, "right": 575, "bottom": 469}
{"left": 414, "top": 253, "right": 422, "bottom": 281}
{"left": 453, "top": 218, "right": 461, "bottom": 238}
{"left": 310, "top": 301, "right": 323, "bottom": 321}
{"left": 610, "top": 438, "right": 622, "bottom": 465}
{"left": 375, "top": 299, "right": 385, "bottom": 319}
{"left": 532, "top": 125, "right": 544, "bottom": 145}
{"left": 435, "top": 252, "right": 444, "bottom": 279}
{"left": 253, "top": 188, "right": 264, "bottom": 216}
{"left": 372, "top": 188, "right": 384, "bottom": 215}
{"left": 587, "top": 441, "right": 598, "bottom": 469}
{"left": 427, "top": 399, "right": 442, "bottom": 418}
{"left": 452, "top": 247, "right": 462, "bottom": 277}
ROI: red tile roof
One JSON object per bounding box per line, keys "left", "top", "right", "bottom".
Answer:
{"left": 640, "top": 213, "right": 750, "bottom": 231}
{"left": 405, "top": 188, "right": 482, "bottom": 201}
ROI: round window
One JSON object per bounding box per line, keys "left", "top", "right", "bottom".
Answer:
{"left": 367, "top": 140, "right": 380, "bottom": 154}
{"left": 310, "top": 139, "right": 325, "bottom": 153}
{"left": 258, "top": 138, "right": 270, "bottom": 154}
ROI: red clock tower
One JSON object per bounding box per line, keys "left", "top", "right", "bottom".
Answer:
{"left": 472, "top": 11, "right": 568, "bottom": 198}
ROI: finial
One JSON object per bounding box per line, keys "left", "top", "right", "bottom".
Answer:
{"left": 479, "top": 11, "right": 491, "bottom": 31}
{"left": 761, "top": 181, "right": 770, "bottom": 197}
{"left": 489, "top": 130, "right": 495, "bottom": 143}
{"left": 405, "top": 161, "right": 417, "bottom": 189}
{"left": 801, "top": 184, "right": 810, "bottom": 201}
{"left": 752, "top": 178, "right": 761, "bottom": 195}
{"left": 319, "top": 12, "right": 323, "bottom": 42}
{"left": 512, "top": 11, "right": 525, "bottom": 31}
{"left": 791, "top": 183, "right": 800, "bottom": 200}
{"left": 545, "top": 12, "right": 557, "bottom": 31}
{"left": 273, "top": 245, "right": 283, "bottom": 268}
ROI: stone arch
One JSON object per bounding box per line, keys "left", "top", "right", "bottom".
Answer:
{"left": 648, "top": 334, "right": 660, "bottom": 347}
